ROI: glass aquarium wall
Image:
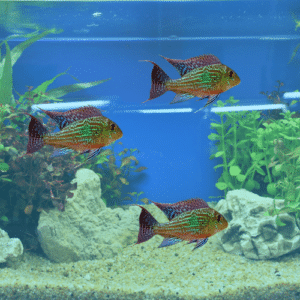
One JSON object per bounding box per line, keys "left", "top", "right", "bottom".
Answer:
{"left": 1, "top": 1, "right": 300, "bottom": 300}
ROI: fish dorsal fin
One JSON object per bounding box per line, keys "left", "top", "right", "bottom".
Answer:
{"left": 152, "top": 198, "right": 209, "bottom": 221}
{"left": 38, "top": 106, "right": 103, "bottom": 130}
{"left": 160, "top": 54, "right": 221, "bottom": 77}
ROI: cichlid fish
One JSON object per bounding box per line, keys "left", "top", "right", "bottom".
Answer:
{"left": 142, "top": 54, "right": 240, "bottom": 112}
{"left": 38, "top": 106, "right": 105, "bottom": 160}
{"left": 25, "top": 114, "right": 123, "bottom": 159}
{"left": 136, "top": 198, "right": 228, "bottom": 250}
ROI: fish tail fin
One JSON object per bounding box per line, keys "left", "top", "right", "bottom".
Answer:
{"left": 141, "top": 60, "right": 170, "bottom": 103}
{"left": 25, "top": 113, "right": 48, "bottom": 154}
{"left": 136, "top": 205, "right": 159, "bottom": 244}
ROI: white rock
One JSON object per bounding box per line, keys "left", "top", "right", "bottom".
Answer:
{"left": 215, "top": 189, "right": 300, "bottom": 259}
{"left": 0, "top": 229, "right": 23, "bottom": 264}
{"left": 37, "top": 168, "right": 167, "bottom": 263}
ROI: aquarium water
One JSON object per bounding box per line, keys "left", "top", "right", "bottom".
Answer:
{"left": 0, "top": 1, "right": 300, "bottom": 300}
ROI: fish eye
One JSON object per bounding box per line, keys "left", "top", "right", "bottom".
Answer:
{"left": 110, "top": 123, "right": 116, "bottom": 131}
{"left": 228, "top": 71, "right": 234, "bottom": 78}
{"left": 217, "top": 214, "right": 222, "bottom": 222}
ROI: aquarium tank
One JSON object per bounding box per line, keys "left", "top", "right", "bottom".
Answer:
{"left": 1, "top": 0, "right": 300, "bottom": 299}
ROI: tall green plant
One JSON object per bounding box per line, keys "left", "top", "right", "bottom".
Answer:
{"left": 209, "top": 97, "right": 300, "bottom": 225}
{"left": 209, "top": 97, "right": 265, "bottom": 194}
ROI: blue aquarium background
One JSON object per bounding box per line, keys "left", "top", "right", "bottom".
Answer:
{"left": 2, "top": 0, "right": 300, "bottom": 204}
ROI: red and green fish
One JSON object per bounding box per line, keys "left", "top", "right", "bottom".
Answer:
{"left": 142, "top": 54, "right": 240, "bottom": 112}
{"left": 25, "top": 111, "right": 123, "bottom": 160}
{"left": 37, "top": 106, "right": 105, "bottom": 159}
{"left": 136, "top": 198, "right": 228, "bottom": 250}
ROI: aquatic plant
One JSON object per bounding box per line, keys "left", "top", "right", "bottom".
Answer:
{"left": 0, "top": 29, "right": 112, "bottom": 251}
{"left": 289, "top": 13, "right": 300, "bottom": 64}
{"left": 123, "top": 191, "right": 150, "bottom": 204}
{"left": 78, "top": 142, "right": 148, "bottom": 207}
{"left": 259, "top": 80, "right": 300, "bottom": 120}
{"left": 209, "top": 97, "right": 300, "bottom": 207}
{"left": 265, "top": 133, "right": 300, "bottom": 226}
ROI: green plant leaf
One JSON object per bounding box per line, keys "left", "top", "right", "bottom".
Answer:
{"left": 267, "top": 183, "right": 277, "bottom": 196}
{"left": 0, "top": 29, "right": 59, "bottom": 76}
{"left": 0, "top": 177, "right": 12, "bottom": 182}
{"left": 254, "top": 181, "right": 260, "bottom": 190}
{"left": 119, "top": 177, "right": 129, "bottom": 185}
{"left": 100, "top": 149, "right": 113, "bottom": 156}
{"left": 291, "top": 100, "right": 298, "bottom": 106}
{"left": 215, "top": 182, "right": 227, "bottom": 190}
{"left": 121, "top": 156, "right": 138, "bottom": 168}
{"left": 228, "top": 159, "right": 236, "bottom": 167}
{"left": 0, "top": 216, "right": 8, "bottom": 223}
{"left": 236, "top": 174, "right": 246, "bottom": 182}
{"left": 0, "top": 41, "right": 12, "bottom": 105}
{"left": 229, "top": 166, "right": 241, "bottom": 176}
{"left": 18, "top": 70, "right": 69, "bottom": 103}
{"left": 140, "top": 198, "right": 150, "bottom": 204}
{"left": 213, "top": 164, "right": 224, "bottom": 170}
{"left": 0, "top": 162, "right": 9, "bottom": 172}
{"left": 210, "top": 122, "right": 222, "bottom": 129}
{"left": 287, "top": 202, "right": 300, "bottom": 209}
{"left": 245, "top": 180, "right": 255, "bottom": 191}
{"left": 275, "top": 217, "right": 286, "bottom": 227}
{"left": 215, "top": 151, "right": 224, "bottom": 158}
{"left": 208, "top": 133, "right": 220, "bottom": 141}
{"left": 45, "top": 78, "right": 111, "bottom": 100}
{"left": 128, "top": 192, "right": 137, "bottom": 196}
{"left": 134, "top": 166, "right": 147, "bottom": 172}
{"left": 279, "top": 133, "right": 298, "bottom": 140}
{"left": 96, "top": 156, "right": 109, "bottom": 165}
{"left": 254, "top": 165, "right": 265, "bottom": 176}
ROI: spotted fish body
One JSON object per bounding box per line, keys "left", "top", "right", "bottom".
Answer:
{"left": 44, "top": 116, "right": 121, "bottom": 151}
{"left": 142, "top": 54, "right": 240, "bottom": 111}
{"left": 166, "top": 64, "right": 238, "bottom": 98}
{"left": 154, "top": 207, "right": 227, "bottom": 240}
{"left": 26, "top": 114, "right": 123, "bottom": 156}
{"left": 38, "top": 106, "right": 106, "bottom": 160}
{"left": 136, "top": 199, "right": 228, "bottom": 250}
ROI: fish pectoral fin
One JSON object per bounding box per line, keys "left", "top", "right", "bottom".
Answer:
{"left": 158, "top": 237, "right": 183, "bottom": 248}
{"left": 192, "top": 238, "right": 208, "bottom": 251}
{"left": 203, "top": 94, "right": 220, "bottom": 108}
{"left": 51, "top": 148, "right": 74, "bottom": 157}
{"left": 86, "top": 148, "right": 103, "bottom": 161}
{"left": 186, "top": 239, "right": 198, "bottom": 244}
{"left": 170, "top": 93, "right": 195, "bottom": 104}
{"left": 194, "top": 94, "right": 220, "bottom": 113}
